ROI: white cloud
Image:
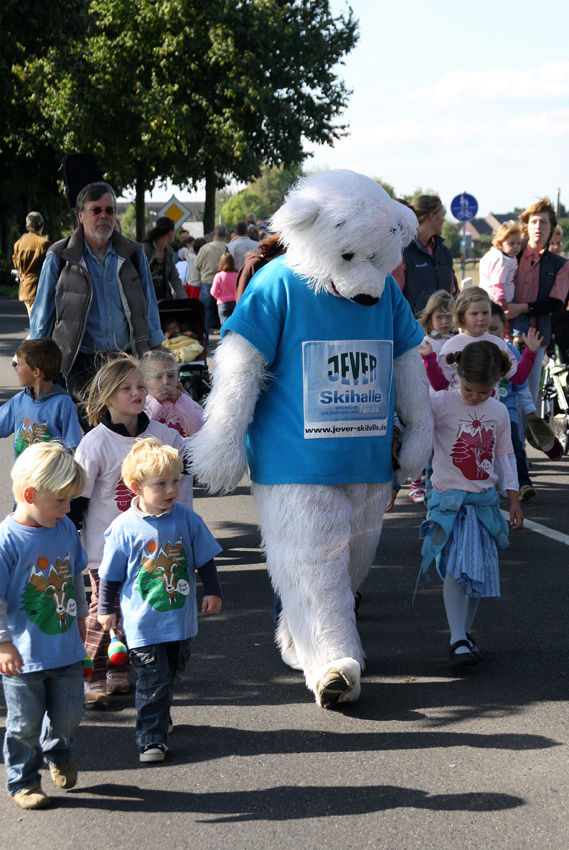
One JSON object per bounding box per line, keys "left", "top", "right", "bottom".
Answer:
{"left": 404, "top": 61, "right": 569, "bottom": 106}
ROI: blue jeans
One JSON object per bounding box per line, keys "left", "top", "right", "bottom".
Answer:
{"left": 2, "top": 661, "right": 84, "bottom": 794}
{"left": 199, "top": 284, "right": 219, "bottom": 340}
{"left": 218, "top": 300, "right": 236, "bottom": 326}
{"left": 129, "top": 639, "right": 191, "bottom": 749}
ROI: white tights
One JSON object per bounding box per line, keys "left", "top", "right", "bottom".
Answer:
{"left": 443, "top": 572, "right": 480, "bottom": 650}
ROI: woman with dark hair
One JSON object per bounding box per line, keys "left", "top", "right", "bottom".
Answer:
{"left": 235, "top": 232, "right": 285, "bottom": 302}
{"left": 391, "top": 195, "right": 457, "bottom": 317}
{"left": 141, "top": 216, "right": 187, "bottom": 300}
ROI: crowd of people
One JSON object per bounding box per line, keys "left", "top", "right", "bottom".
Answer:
{"left": 1, "top": 182, "right": 568, "bottom": 809}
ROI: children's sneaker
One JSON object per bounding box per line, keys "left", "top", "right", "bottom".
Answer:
{"left": 85, "top": 684, "right": 109, "bottom": 709}
{"left": 106, "top": 671, "right": 130, "bottom": 695}
{"left": 139, "top": 743, "right": 167, "bottom": 763}
{"left": 409, "top": 483, "right": 426, "bottom": 504}
{"left": 519, "top": 484, "right": 536, "bottom": 502}
{"left": 12, "top": 784, "right": 51, "bottom": 810}
{"left": 49, "top": 760, "right": 78, "bottom": 789}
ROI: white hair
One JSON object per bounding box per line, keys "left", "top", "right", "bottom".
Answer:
{"left": 270, "top": 170, "right": 417, "bottom": 300}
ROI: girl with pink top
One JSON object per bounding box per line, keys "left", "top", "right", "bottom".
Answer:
{"left": 211, "top": 252, "right": 238, "bottom": 325}
{"left": 419, "top": 341, "right": 523, "bottom": 666}
{"left": 419, "top": 288, "right": 541, "bottom": 393}
{"left": 408, "top": 291, "right": 455, "bottom": 504}
{"left": 479, "top": 220, "right": 522, "bottom": 310}
{"left": 141, "top": 350, "right": 203, "bottom": 440}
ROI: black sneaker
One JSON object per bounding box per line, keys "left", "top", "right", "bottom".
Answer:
{"left": 139, "top": 743, "right": 167, "bottom": 763}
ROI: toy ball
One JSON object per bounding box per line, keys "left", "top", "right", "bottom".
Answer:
{"left": 82, "top": 655, "right": 94, "bottom": 678}
{"left": 108, "top": 636, "right": 128, "bottom": 666}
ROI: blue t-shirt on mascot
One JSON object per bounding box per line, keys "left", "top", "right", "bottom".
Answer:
{"left": 222, "top": 255, "right": 424, "bottom": 485}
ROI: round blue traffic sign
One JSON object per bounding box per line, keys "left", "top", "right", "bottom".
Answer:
{"left": 450, "top": 193, "right": 478, "bottom": 222}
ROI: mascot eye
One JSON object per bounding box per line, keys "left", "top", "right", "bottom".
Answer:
{"left": 389, "top": 227, "right": 397, "bottom": 235}
{"left": 366, "top": 252, "right": 377, "bottom": 260}
{"left": 342, "top": 252, "right": 354, "bottom": 262}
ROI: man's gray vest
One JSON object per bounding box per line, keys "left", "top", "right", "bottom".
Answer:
{"left": 49, "top": 226, "right": 150, "bottom": 376}
{"left": 402, "top": 235, "right": 454, "bottom": 317}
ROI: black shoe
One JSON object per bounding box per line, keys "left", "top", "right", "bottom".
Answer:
{"left": 139, "top": 743, "right": 167, "bottom": 763}
{"left": 449, "top": 639, "right": 478, "bottom": 667}
{"left": 466, "top": 632, "right": 482, "bottom": 660}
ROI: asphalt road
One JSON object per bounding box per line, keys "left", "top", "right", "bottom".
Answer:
{"left": 0, "top": 296, "right": 568, "bottom": 849}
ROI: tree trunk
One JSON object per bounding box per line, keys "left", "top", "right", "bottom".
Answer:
{"left": 135, "top": 166, "right": 146, "bottom": 242}
{"left": 203, "top": 160, "right": 217, "bottom": 235}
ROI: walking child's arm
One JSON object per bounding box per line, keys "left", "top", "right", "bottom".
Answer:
{"left": 421, "top": 351, "right": 449, "bottom": 391}
{"left": 97, "top": 577, "right": 121, "bottom": 631}
{"left": 507, "top": 490, "right": 523, "bottom": 531}
{"left": 0, "top": 642, "right": 24, "bottom": 676}
{"left": 197, "top": 558, "right": 222, "bottom": 613}
{"left": 510, "top": 330, "right": 542, "bottom": 385}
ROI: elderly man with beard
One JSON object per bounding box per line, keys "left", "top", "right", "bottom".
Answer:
{"left": 30, "top": 182, "right": 164, "bottom": 412}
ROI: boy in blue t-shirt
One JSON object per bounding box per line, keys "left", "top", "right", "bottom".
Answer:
{"left": 0, "top": 442, "right": 88, "bottom": 810}
{"left": 97, "top": 438, "right": 222, "bottom": 764}
{"left": 0, "top": 338, "right": 82, "bottom": 458}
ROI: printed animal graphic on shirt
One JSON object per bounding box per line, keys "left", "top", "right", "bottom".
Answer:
{"left": 115, "top": 478, "right": 135, "bottom": 512}
{"left": 20, "top": 554, "right": 77, "bottom": 634}
{"left": 136, "top": 537, "right": 190, "bottom": 611}
{"left": 450, "top": 412, "right": 496, "bottom": 480}
{"left": 15, "top": 419, "right": 52, "bottom": 457}
{"left": 155, "top": 411, "right": 187, "bottom": 438}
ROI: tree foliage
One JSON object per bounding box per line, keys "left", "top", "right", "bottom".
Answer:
{"left": 220, "top": 165, "right": 302, "bottom": 227}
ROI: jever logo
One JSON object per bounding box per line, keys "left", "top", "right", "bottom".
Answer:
{"left": 21, "top": 555, "right": 77, "bottom": 634}
{"left": 327, "top": 351, "right": 377, "bottom": 385}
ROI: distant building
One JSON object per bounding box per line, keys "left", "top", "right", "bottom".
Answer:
{"left": 466, "top": 212, "right": 521, "bottom": 254}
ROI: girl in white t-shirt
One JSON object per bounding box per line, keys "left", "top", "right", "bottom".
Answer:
{"left": 74, "top": 356, "right": 192, "bottom": 708}
{"left": 420, "top": 341, "right": 523, "bottom": 666}
{"left": 420, "top": 288, "right": 540, "bottom": 393}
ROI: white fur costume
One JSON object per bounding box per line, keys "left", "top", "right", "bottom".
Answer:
{"left": 191, "top": 171, "right": 433, "bottom": 707}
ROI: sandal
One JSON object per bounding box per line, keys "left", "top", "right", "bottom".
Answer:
{"left": 449, "top": 639, "right": 478, "bottom": 667}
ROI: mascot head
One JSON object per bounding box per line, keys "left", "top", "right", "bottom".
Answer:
{"left": 270, "top": 170, "right": 417, "bottom": 301}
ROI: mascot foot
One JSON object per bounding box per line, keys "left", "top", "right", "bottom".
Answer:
{"left": 281, "top": 643, "right": 303, "bottom": 671}
{"left": 314, "top": 658, "right": 361, "bottom": 709}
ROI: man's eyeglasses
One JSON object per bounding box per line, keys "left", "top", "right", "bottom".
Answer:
{"left": 83, "top": 205, "right": 116, "bottom": 216}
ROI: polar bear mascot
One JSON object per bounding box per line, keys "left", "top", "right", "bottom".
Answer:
{"left": 190, "top": 170, "right": 433, "bottom": 708}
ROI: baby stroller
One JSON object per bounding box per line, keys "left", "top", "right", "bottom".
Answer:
{"left": 157, "top": 298, "right": 211, "bottom": 403}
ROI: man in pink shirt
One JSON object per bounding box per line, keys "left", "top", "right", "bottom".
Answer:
{"left": 507, "top": 198, "right": 569, "bottom": 404}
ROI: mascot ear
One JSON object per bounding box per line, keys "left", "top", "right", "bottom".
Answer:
{"left": 395, "top": 203, "right": 418, "bottom": 248}
{"left": 271, "top": 194, "right": 321, "bottom": 233}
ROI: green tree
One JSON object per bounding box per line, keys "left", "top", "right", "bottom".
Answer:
{"left": 442, "top": 221, "right": 461, "bottom": 257}
{"left": 373, "top": 178, "right": 396, "bottom": 198}
{"left": 119, "top": 203, "right": 150, "bottom": 241}
{"left": 558, "top": 219, "right": 569, "bottom": 251}
{"left": 220, "top": 164, "right": 302, "bottom": 227}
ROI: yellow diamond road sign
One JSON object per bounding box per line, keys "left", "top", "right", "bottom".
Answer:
{"left": 157, "top": 196, "right": 192, "bottom": 227}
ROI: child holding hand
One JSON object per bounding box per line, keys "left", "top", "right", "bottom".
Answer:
{"left": 419, "top": 342, "right": 523, "bottom": 666}
{"left": 0, "top": 443, "right": 88, "bottom": 809}
{"left": 97, "top": 438, "right": 222, "bottom": 763}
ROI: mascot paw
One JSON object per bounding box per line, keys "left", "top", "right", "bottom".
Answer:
{"left": 396, "top": 430, "right": 431, "bottom": 484}
{"left": 314, "top": 658, "right": 361, "bottom": 709}
{"left": 281, "top": 643, "right": 303, "bottom": 671}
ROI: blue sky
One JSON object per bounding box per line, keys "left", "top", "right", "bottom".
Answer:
{"left": 144, "top": 0, "right": 569, "bottom": 219}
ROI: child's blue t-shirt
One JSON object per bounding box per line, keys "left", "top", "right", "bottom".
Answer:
{"left": 98, "top": 503, "right": 222, "bottom": 648}
{"left": 0, "top": 515, "right": 88, "bottom": 672}
{"left": 0, "top": 386, "right": 82, "bottom": 458}
{"left": 221, "top": 256, "right": 424, "bottom": 484}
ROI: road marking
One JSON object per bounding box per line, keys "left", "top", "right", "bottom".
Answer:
{"left": 501, "top": 510, "right": 569, "bottom": 547}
